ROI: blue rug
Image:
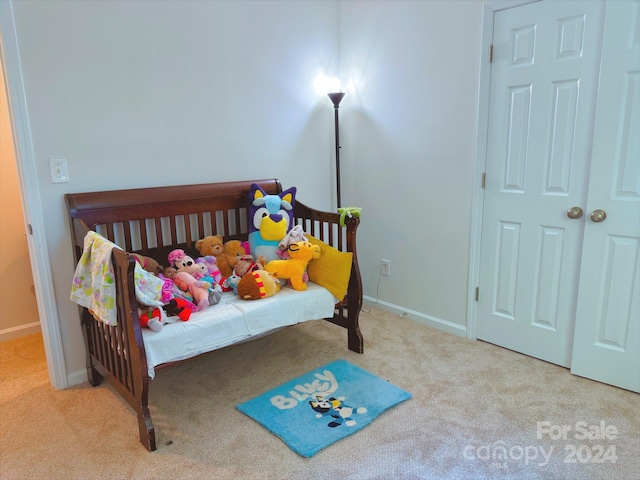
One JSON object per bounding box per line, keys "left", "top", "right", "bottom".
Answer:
{"left": 237, "top": 359, "right": 412, "bottom": 457}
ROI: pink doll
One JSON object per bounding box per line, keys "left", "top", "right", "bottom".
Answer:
{"left": 173, "top": 271, "right": 211, "bottom": 311}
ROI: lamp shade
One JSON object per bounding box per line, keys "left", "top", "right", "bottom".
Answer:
{"left": 327, "top": 92, "right": 346, "bottom": 108}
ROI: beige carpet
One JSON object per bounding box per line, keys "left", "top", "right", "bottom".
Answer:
{"left": 1, "top": 306, "right": 638, "bottom": 479}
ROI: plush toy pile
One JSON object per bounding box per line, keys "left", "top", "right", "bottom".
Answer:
{"left": 130, "top": 184, "right": 355, "bottom": 329}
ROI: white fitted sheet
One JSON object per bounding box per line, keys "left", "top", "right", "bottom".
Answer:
{"left": 141, "top": 282, "right": 336, "bottom": 378}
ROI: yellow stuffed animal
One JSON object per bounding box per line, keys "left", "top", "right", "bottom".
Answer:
{"left": 265, "top": 241, "right": 320, "bottom": 291}
{"left": 237, "top": 269, "right": 280, "bottom": 300}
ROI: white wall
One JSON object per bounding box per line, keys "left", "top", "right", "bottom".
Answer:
{"left": 8, "top": 0, "right": 340, "bottom": 382}
{"left": 340, "top": 1, "right": 483, "bottom": 331}
{"left": 6, "top": 0, "right": 485, "bottom": 385}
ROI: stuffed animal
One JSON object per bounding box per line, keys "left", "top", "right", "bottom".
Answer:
{"left": 130, "top": 253, "right": 164, "bottom": 275}
{"left": 196, "top": 255, "right": 223, "bottom": 286}
{"left": 162, "top": 297, "right": 196, "bottom": 321}
{"left": 195, "top": 235, "right": 238, "bottom": 278}
{"left": 222, "top": 273, "right": 242, "bottom": 294}
{"left": 233, "top": 254, "right": 266, "bottom": 278}
{"left": 140, "top": 298, "right": 195, "bottom": 330}
{"left": 167, "top": 249, "right": 207, "bottom": 279}
{"left": 236, "top": 269, "right": 280, "bottom": 300}
{"left": 265, "top": 241, "right": 320, "bottom": 291}
{"left": 224, "top": 239, "right": 249, "bottom": 260}
{"left": 277, "top": 225, "right": 307, "bottom": 258}
{"left": 139, "top": 307, "right": 169, "bottom": 332}
{"left": 248, "top": 183, "right": 296, "bottom": 263}
{"left": 337, "top": 206, "right": 362, "bottom": 227}
{"left": 172, "top": 271, "right": 212, "bottom": 311}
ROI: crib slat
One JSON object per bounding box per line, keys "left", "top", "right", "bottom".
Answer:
{"left": 139, "top": 220, "right": 149, "bottom": 253}
{"left": 154, "top": 218, "right": 163, "bottom": 246}
{"left": 115, "top": 323, "right": 127, "bottom": 387}
{"left": 105, "top": 326, "right": 117, "bottom": 374}
{"left": 169, "top": 217, "right": 177, "bottom": 246}
{"left": 108, "top": 324, "right": 121, "bottom": 382}
{"left": 196, "top": 213, "right": 205, "bottom": 241}
{"left": 122, "top": 222, "right": 132, "bottom": 252}
{"left": 95, "top": 322, "right": 106, "bottom": 368}
{"left": 184, "top": 214, "right": 192, "bottom": 248}
{"left": 105, "top": 223, "right": 115, "bottom": 243}
{"left": 229, "top": 210, "right": 236, "bottom": 237}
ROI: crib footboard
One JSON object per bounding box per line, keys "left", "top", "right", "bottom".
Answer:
{"left": 82, "top": 248, "right": 155, "bottom": 451}
{"left": 294, "top": 202, "right": 364, "bottom": 353}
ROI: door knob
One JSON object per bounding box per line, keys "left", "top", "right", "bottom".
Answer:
{"left": 567, "top": 206, "right": 584, "bottom": 219}
{"left": 590, "top": 209, "right": 607, "bottom": 223}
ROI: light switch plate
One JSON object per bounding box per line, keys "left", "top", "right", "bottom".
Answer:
{"left": 49, "top": 158, "right": 69, "bottom": 183}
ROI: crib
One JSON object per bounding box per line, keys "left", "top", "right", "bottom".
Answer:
{"left": 65, "top": 179, "right": 363, "bottom": 451}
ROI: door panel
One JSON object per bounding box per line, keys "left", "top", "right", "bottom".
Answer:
{"left": 477, "top": 0, "right": 604, "bottom": 367}
{"left": 570, "top": 0, "right": 640, "bottom": 392}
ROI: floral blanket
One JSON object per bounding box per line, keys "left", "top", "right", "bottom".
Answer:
{"left": 70, "top": 231, "right": 164, "bottom": 325}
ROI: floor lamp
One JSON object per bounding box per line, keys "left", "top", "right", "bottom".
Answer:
{"left": 327, "top": 91, "right": 345, "bottom": 208}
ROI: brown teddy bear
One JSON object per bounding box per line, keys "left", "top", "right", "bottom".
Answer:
{"left": 224, "top": 239, "right": 247, "bottom": 259}
{"left": 129, "top": 253, "right": 164, "bottom": 275}
{"left": 195, "top": 235, "right": 238, "bottom": 278}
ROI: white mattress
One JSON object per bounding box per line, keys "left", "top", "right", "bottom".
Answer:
{"left": 141, "top": 282, "right": 336, "bottom": 378}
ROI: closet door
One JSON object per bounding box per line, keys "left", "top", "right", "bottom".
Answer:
{"left": 570, "top": 0, "right": 640, "bottom": 393}
{"left": 477, "top": 0, "right": 604, "bottom": 367}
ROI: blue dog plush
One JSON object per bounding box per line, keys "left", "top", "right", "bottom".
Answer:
{"left": 248, "top": 183, "right": 296, "bottom": 262}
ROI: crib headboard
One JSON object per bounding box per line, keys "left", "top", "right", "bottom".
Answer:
{"left": 65, "top": 179, "right": 283, "bottom": 263}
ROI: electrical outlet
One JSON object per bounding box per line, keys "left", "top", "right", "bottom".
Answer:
{"left": 381, "top": 259, "right": 391, "bottom": 277}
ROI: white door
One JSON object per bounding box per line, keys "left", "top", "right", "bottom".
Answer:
{"left": 570, "top": 0, "right": 640, "bottom": 392}
{"left": 477, "top": 1, "right": 605, "bottom": 367}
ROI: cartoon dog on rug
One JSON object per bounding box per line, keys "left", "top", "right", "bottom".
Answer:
{"left": 309, "top": 395, "right": 367, "bottom": 427}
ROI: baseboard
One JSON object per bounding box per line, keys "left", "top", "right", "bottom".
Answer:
{"left": 363, "top": 296, "right": 467, "bottom": 338}
{"left": 67, "top": 369, "right": 88, "bottom": 387}
{"left": 0, "top": 322, "right": 41, "bottom": 342}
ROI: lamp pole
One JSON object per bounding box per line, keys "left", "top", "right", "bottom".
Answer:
{"left": 327, "top": 92, "right": 345, "bottom": 208}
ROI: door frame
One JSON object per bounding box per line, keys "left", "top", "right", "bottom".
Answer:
{"left": 467, "top": 0, "right": 541, "bottom": 341}
{"left": 0, "top": 1, "right": 67, "bottom": 389}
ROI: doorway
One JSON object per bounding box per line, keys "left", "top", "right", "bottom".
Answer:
{"left": 0, "top": 3, "right": 67, "bottom": 389}
{"left": 471, "top": 0, "right": 639, "bottom": 392}
{"left": 1, "top": 54, "right": 41, "bottom": 340}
